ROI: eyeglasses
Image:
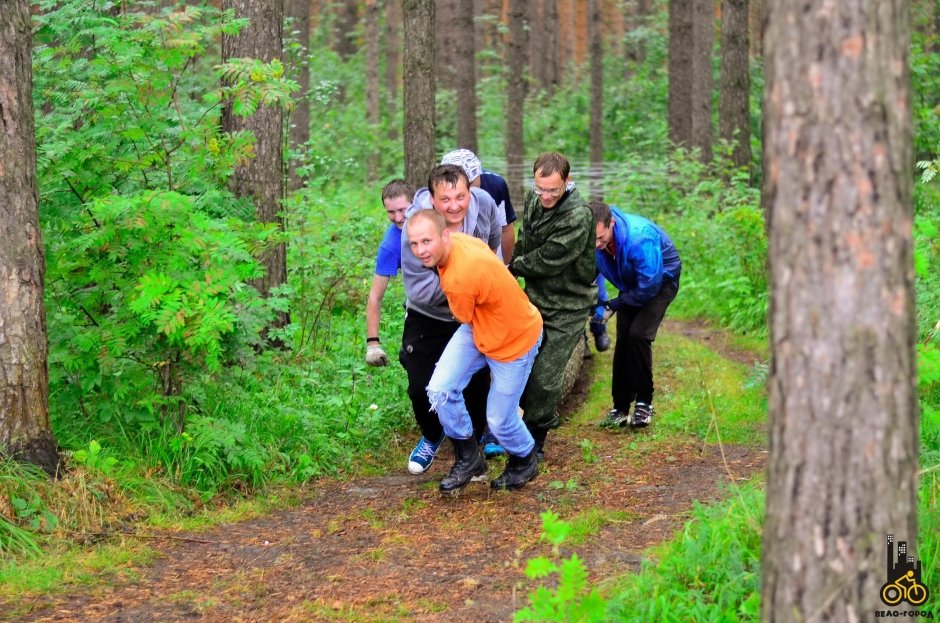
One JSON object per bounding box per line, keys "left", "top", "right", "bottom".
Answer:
{"left": 532, "top": 185, "right": 565, "bottom": 197}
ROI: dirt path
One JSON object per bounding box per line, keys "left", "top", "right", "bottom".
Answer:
{"left": 13, "top": 322, "right": 767, "bottom": 623}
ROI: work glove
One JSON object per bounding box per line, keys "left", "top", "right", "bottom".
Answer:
{"left": 592, "top": 303, "right": 606, "bottom": 323}
{"left": 605, "top": 296, "right": 625, "bottom": 313}
{"left": 366, "top": 343, "right": 389, "bottom": 367}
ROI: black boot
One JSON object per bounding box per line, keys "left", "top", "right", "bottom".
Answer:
{"left": 439, "top": 437, "right": 485, "bottom": 492}
{"left": 528, "top": 425, "right": 548, "bottom": 463}
{"left": 491, "top": 448, "right": 539, "bottom": 490}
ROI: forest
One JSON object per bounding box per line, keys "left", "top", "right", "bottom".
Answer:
{"left": 0, "top": 0, "right": 938, "bottom": 621}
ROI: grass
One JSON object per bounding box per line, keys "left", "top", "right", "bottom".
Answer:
{"left": 0, "top": 541, "right": 158, "bottom": 618}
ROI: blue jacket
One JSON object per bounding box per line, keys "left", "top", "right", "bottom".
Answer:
{"left": 596, "top": 208, "right": 681, "bottom": 308}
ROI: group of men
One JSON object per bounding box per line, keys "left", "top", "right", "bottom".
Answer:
{"left": 364, "top": 150, "right": 681, "bottom": 493}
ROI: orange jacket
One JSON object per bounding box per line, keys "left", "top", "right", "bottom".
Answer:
{"left": 438, "top": 233, "right": 542, "bottom": 362}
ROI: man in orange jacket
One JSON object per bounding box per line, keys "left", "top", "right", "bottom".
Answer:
{"left": 405, "top": 209, "right": 543, "bottom": 492}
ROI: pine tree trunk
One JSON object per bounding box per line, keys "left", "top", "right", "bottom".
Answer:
{"left": 762, "top": 1, "right": 917, "bottom": 619}
{"left": 455, "top": 0, "right": 478, "bottom": 152}
{"left": 506, "top": 0, "right": 528, "bottom": 203}
{"left": 221, "top": 0, "right": 288, "bottom": 330}
{"left": 668, "top": 0, "right": 693, "bottom": 148}
{"left": 365, "top": 0, "right": 381, "bottom": 181}
{"left": 285, "top": 0, "right": 311, "bottom": 191}
{"left": 385, "top": 0, "right": 400, "bottom": 141}
{"left": 0, "top": 0, "right": 60, "bottom": 476}
{"left": 691, "top": 0, "right": 714, "bottom": 162}
{"left": 588, "top": 0, "right": 604, "bottom": 200}
{"left": 719, "top": 0, "right": 750, "bottom": 173}
{"left": 543, "top": 0, "right": 558, "bottom": 95}
{"left": 435, "top": 0, "right": 457, "bottom": 90}
{"left": 403, "top": 0, "right": 436, "bottom": 188}
{"left": 749, "top": 0, "right": 763, "bottom": 56}
{"left": 333, "top": 0, "right": 359, "bottom": 60}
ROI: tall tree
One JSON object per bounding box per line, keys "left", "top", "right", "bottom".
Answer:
{"left": 588, "top": 0, "right": 604, "bottom": 200}
{"left": 761, "top": 1, "right": 917, "bottom": 619}
{"left": 435, "top": 0, "right": 457, "bottom": 90}
{"left": 221, "top": 0, "right": 288, "bottom": 330}
{"left": 454, "top": 0, "right": 478, "bottom": 152}
{"left": 718, "top": 0, "right": 751, "bottom": 173}
{"left": 285, "top": 0, "right": 311, "bottom": 191}
{"left": 506, "top": 0, "right": 529, "bottom": 203}
{"left": 365, "top": 0, "right": 381, "bottom": 181}
{"left": 333, "top": 0, "right": 359, "bottom": 60}
{"left": 668, "top": 0, "right": 693, "bottom": 149}
{"left": 669, "top": 0, "right": 713, "bottom": 161}
{"left": 0, "top": 0, "right": 59, "bottom": 476}
{"left": 385, "top": 0, "right": 400, "bottom": 141}
{"left": 403, "top": 0, "right": 436, "bottom": 188}
{"left": 385, "top": 0, "right": 400, "bottom": 101}
{"left": 749, "top": 0, "right": 763, "bottom": 56}
{"left": 691, "top": 0, "right": 714, "bottom": 161}
{"left": 542, "top": 0, "right": 559, "bottom": 95}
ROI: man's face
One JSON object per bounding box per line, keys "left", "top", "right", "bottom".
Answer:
{"left": 383, "top": 195, "right": 410, "bottom": 229}
{"left": 533, "top": 171, "right": 568, "bottom": 209}
{"left": 407, "top": 217, "right": 449, "bottom": 268}
{"left": 595, "top": 220, "right": 614, "bottom": 250}
{"left": 430, "top": 178, "right": 471, "bottom": 227}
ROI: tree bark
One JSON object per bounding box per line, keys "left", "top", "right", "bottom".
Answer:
{"left": 0, "top": 0, "right": 60, "bottom": 476}
{"left": 691, "top": 0, "right": 714, "bottom": 162}
{"left": 365, "top": 0, "right": 381, "bottom": 181}
{"left": 403, "top": 0, "right": 436, "bottom": 188}
{"left": 506, "top": 0, "right": 528, "bottom": 203}
{"left": 668, "top": 0, "right": 693, "bottom": 149}
{"left": 670, "top": 0, "right": 713, "bottom": 161}
{"left": 588, "top": 0, "right": 604, "bottom": 200}
{"left": 385, "top": 0, "right": 400, "bottom": 141}
{"left": 762, "top": 1, "right": 917, "bottom": 620}
{"left": 455, "top": 0, "right": 478, "bottom": 152}
{"left": 749, "top": 0, "right": 763, "bottom": 56}
{"left": 333, "top": 0, "right": 359, "bottom": 60}
{"left": 385, "top": 0, "right": 400, "bottom": 101}
{"left": 719, "top": 0, "right": 750, "bottom": 174}
{"left": 542, "top": 0, "right": 559, "bottom": 95}
{"left": 436, "top": 0, "right": 457, "bottom": 91}
{"left": 221, "top": 0, "right": 288, "bottom": 330}
{"left": 285, "top": 0, "right": 311, "bottom": 191}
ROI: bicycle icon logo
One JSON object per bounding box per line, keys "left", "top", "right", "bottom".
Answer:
{"left": 881, "top": 570, "right": 929, "bottom": 606}
{"left": 881, "top": 534, "right": 931, "bottom": 608}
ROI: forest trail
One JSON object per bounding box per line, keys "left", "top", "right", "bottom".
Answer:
{"left": 12, "top": 320, "right": 767, "bottom": 623}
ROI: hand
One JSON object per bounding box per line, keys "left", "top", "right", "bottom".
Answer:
{"left": 592, "top": 304, "right": 606, "bottom": 323}
{"left": 366, "top": 344, "right": 388, "bottom": 367}
{"left": 606, "top": 296, "right": 623, "bottom": 313}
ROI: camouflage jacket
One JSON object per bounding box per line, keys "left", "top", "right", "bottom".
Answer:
{"left": 509, "top": 186, "right": 596, "bottom": 318}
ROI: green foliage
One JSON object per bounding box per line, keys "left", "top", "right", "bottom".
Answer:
{"left": 46, "top": 191, "right": 274, "bottom": 430}
{"left": 515, "top": 511, "right": 609, "bottom": 623}
{"left": 606, "top": 486, "right": 763, "bottom": 623}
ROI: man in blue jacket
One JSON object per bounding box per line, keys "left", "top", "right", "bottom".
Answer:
{"left": 590, "top": 201, "right": 681, "bottom": 429}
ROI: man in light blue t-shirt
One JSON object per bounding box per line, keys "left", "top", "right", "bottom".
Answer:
{"left": 365, "top": 179, "right": 415, "bottom": 367}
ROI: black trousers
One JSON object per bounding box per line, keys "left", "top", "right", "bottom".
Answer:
{"left": 612, "top": 279, "right": 679, "bottom": 410}
{"left": 399, "top": 309, "right": 489, "bottom": 441}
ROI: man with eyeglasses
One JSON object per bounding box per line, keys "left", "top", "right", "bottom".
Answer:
{"left": 508, "top": 152, "right": 597, "bottom": 461}
{"left": 398, "top": 164, "right": 502, "bottom": 476}
{"left": 365, "top": 178, "right": 415, "bottom": 367}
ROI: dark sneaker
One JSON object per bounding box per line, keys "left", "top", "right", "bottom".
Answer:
{"left": 440, "top": 437, "right": 485, "bottom": 492}
{"left": 491, "top": 448, "right": 539, "bottom": 490}
{"left": 407, "top": 434, "right": 445, "bottom": 475}
{"left": 482, "top": 431, "right": 506, "bottom": 458}
{"left": 598, "top": 408, "right": 631, "bottom": 428}
{"left": 632, "top": 402, "right": 654, "bottom": 428}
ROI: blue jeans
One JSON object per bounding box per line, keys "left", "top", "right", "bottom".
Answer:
{"left": 427, "top": 325, "right": 542, "bottom": 457}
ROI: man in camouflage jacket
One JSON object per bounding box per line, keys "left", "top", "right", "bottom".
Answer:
{"left": 509, "top": 152, "right": 596, "bottom": 460}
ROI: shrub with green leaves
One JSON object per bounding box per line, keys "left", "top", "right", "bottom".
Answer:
{"left": 515, "top": 511, "right": 608, "bottom": 623}
{"left": 46, "top": 191, "right": 275, "bottom": 431}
